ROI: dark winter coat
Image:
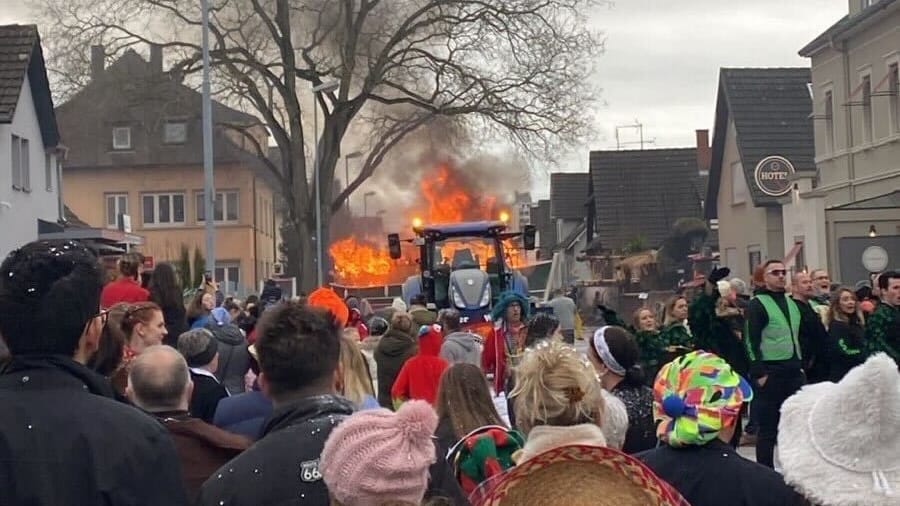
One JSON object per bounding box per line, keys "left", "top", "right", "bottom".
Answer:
{"left": 828, "top": 317, "right": 867, "bottom": 382}
{"left": 0, "top": 355, "right": 188, "bottom": 506}
{"left": 198, "top": 394, "right": 355, "bottom": 506}
{"left": 794, "top": 297, "right": 830, "bottom": 384}
{"left": 374, "top": 328, "right": 417, "bottom": 408}
{"left": 189, "top": 371, "right": 229, "bottom": 423}
{"left": 638, "top": 439, "right": 805, "bottom": 506}
{"left": 161, "top": 303, "right": 188, "bottom": 348}
{"left": 213, "top": 389, "right": 273, "bottom": 440}
{"left": 611, "top": 381, "right": 657, "bottom": 454}
{"left": 205, "top": 320, "right": 250, "bottom": 394}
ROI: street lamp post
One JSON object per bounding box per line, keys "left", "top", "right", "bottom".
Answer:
{"left": 363, "top": 191, "right": 376, "bottom": 217}
{"left": 312, "top": 80, "right": 340, "bottom": 286}
{"left": 344, "top": 151, "right": 363, "bottom": 212}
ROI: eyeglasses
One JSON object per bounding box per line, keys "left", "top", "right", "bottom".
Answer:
{"left": 766, "top": 269, "right": 787, "bottom": 276}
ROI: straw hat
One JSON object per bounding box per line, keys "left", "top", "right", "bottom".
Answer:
{"left": 474, "top": 445, "right": 687, "bottom": 506}
{"left": 778, "top": 353, "right": 900, "bottom": 506}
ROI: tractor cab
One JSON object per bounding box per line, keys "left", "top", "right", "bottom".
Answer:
{"left": 388, "top": 220, "right": 535, "bottom": 325}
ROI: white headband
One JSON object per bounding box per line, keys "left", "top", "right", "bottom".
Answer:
{"left": 592, "top": 326, "right": 626, "bottom": 376}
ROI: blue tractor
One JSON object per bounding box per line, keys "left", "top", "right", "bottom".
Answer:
{"left": 388, "top": 220, "right": 536, "bottom": 326}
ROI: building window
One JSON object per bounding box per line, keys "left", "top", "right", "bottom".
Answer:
{"left": 142, "top": 193, "right": 185, "bottom": 226}
{"left": 112, "top": 126, "right": 132, "bottom": 150}
{"left": 748, "top": 246, "right": 762, "bottom": 275}
{"left": 824, "top": 90, "right": 835, "bottom": 152}
{"left": 890, "top": 63, "right": 899, "bottom": 134}
{"left": 197, "top": 191, "right": 239, "bottom": 223}
{"left": 215, "top": 262, "right": 240, "bottom": 294}
{"left": 861, "top": 74, "right": 873, "bottom": 144}
{"left": 731, "top": 161, "right": 747, "bottom": 205}
{"left": 106, "top": 193, "right": 128, "bottom": 229}
{"left": 44, "top": 155, "right": 53, "bottom": 191}
{"left": 163, "top": 121, "right": 187, "bottom": 144}
{"left": 11, "top": 134, "right": 28, "bottom": 191}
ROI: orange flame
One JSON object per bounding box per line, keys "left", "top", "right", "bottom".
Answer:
{"left": 328, "top": 238, "right": 393, "bottom": 286}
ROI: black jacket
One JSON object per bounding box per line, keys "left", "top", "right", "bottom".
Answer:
{"left": 828, "top": 318, "right": 867, "bottom": 382}
{"left": 638, "top": 440, "right": 805, "bottom": 506}
{"left": 198, "top": 394, "right": 354, "bottom": 506}
{"left": 793, "top": 297, "right": 830, "bottom": 383}
{"left": 206, "top": 321, "right": 250, "bottom": 394}
{"left": 190, "top": 371, "right": 229, "bottom": 423}
{"left": 747, "top": 289, "right": 803, "bottom": 379}
{"left": 0, "top": 355, "right": 188, "bottom": 506}
{"left": 374, "top": 328, "right": 416, "bottom": 408}
{"left": 161, "top": 303, "right": 188, "bottom": 348}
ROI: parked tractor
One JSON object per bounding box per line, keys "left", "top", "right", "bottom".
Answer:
{"left": 388, "top": 220, "right": 536, "bottom": 327}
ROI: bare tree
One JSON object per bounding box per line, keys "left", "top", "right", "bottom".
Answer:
{"left": 37, "top": 0, "right": 603, "bottom": 289}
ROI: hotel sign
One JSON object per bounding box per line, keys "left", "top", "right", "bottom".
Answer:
{"left": 754, "top": 156, "right": 794, "bottom": 197}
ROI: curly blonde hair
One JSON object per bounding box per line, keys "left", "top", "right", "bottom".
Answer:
{"left": 510, "top": 340, "right": 603, "bottom": 434}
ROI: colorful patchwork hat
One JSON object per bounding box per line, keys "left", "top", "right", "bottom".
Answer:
{"left": 447, "top": 425, "right": 525, "bottom": 495}
{"left": 471, "top": 445, "right": 688, "bottom": 506}
{"left": 653, "top": 350, "right": 752, "bottom": 447}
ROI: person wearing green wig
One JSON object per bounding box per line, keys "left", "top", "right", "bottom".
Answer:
{"left": 637, "top": 351, "right": 803, "bottom": 506}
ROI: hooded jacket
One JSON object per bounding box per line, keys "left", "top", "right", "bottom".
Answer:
{"left": 198, "top": 394, "right": 355, "bottom": 506}
{"left": 0, "top": 355, "right": 188, "bottom": 506}
{"left": 374, "top": 327, "right": 417, "bottom": 408}
{"left": 391, "top": 326, "right": 449, "bottom": 405}
{"left": 206, "top": 316, "right": 250, "bottom": 394}
{"left": 440, "top": 330, "right": 483, "bottom": 366}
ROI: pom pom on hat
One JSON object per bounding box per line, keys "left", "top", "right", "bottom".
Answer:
{"left": 307, "top": 287, "right": 350, "bottom": 328}
{"left": 662, "top": 394, "right": 687, "bottom": 418}
{"left": 320, "top": 400, "right": 438, "bottom": 506}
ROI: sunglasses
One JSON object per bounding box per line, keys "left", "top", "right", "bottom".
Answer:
{"left": 766, "top": 269, "right": 787, "bottom": 276}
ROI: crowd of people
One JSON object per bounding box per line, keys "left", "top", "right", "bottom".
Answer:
{"left": 0, "top": 239, "right": 898, "bottom": 505}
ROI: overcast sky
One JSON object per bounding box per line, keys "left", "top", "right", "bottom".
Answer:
{"left": 3, "top": 0, "right": 847, "bottom": 199}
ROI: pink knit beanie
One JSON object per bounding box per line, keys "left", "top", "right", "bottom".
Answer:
{"left": 320, "top": 400, "right": 438, "bottom": 506}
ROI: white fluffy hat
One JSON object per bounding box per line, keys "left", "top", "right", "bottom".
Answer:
{"left": 778, "top": 353, "right": 900, "bottom": 506}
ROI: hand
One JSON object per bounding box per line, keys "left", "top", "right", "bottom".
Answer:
{"left": 708, "top": 266, "right": 731, "bottom": 284}
{"left": 756, "top": 375, "right": 768, "bottom": 387}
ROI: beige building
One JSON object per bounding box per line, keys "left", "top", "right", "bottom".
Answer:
{"left": 57, "top": 46, "right": 280, "bottom": 295}
{"left": 798, "top": 0, "right": 900, "bottom": 282}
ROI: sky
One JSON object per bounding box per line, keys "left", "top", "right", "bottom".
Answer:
{"left": 2, "top": 0, "right": 848, "bottom": 200}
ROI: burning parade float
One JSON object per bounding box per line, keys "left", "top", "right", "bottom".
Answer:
{"left": 329, "top": 162, "right": 538, "bottom": 331}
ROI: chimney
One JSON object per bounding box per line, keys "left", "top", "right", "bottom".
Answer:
{"left": 150, "top": 44, "right": 163, "bottom": 73}
{"left": 90, "top": 45, "right": 105, "bottom": 81}
{"left": 695, "top": 129, "right": 711, "bottom": 174}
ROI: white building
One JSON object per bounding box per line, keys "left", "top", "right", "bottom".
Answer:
{"left": 0, "top": 25, "right": 64, "bottom": 259}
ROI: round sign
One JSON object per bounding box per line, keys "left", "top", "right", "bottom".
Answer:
{"left": 754, "top": 156, "right": 795, "bottom": 197}
{"left": 862, "top": 246, "right": 889, "bottom": 273}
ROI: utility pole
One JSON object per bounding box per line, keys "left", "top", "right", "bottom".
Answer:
{"left": 201, "top": 0, "right": 215, "bottom": 280}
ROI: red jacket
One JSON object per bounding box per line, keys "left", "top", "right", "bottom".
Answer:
{"left": 391, "top": 326, "right": 448, "bottom": 405}
{"left": 100, "top": 277, "right": 149, "bottom": 308}
{"left": 481, "top": 321, "right": 524, "bottom": 393}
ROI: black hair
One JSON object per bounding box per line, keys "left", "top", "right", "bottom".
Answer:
{"left": 245, "top": 294, "right": 259, "bottom": 306}
{"left": 0, "top": 240, "right": 104, "bottom": 356}
{"left": 148, "top": 262, "right": 183, "bottom": 310}
{"left": 438, "top": 309, "right": 461, "bottom": 332}
{"left": 410, "top": 293, "right": 427, "bottom": 306}
{"left": 594, "top": 326, "right": 645, "bottom": 387}
{"left": 525, "top": 312, "right": 560, "bottom": 348}
{"left": 878, "top": 270, "right": 899, "bottom": 291}
{"left": 255, "top": 303, "right": 341, "bottom": 398}
{"left": 762, "top": 259, "right": 784, "bottom": 270}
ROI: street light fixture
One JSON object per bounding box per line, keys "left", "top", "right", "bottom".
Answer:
{"left": 344, "top": 151, "right": 364, "bottom": 211}
{"left": 363, "top": 191, "right": 376, "bottom": 217}
{"left": 312, "top": 79, "right": 340, "bottom": 286}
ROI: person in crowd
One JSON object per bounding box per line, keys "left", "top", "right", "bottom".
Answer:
{"left": 375, "top": 311, "right": 417, "bottom": 409}
{"left": 200, "top": 272, "right": 224, "bottom": 307}
{"left": 688, "top": 267, "right": 750, "bottom": 374}
{"left": 259, "top": 278, "right": 282, "bottom": 310}
{"left": 810, "top": 268, "right": 831, "bottom": 306}
{"left": 392, "top": 324, "right": 449, "bottom": 406}
{"left": 598, "top": 304, "right": 667, "bottom": 382}
{"left": 307, "top": 286, "right": 350, "bottom": 328}
{"left": 439, "top": 308, "right": 483, "bottom": 366}
{"left": 198, "top": 304, "right": 355, "bottom": 505}
{"left": 204, "top": 304, "right": 250, "bottom": 395}
{"left": 104, "top": 301, "right": 170, "bottom": 395}
{"left": 471, "top": 445, "right": 688, "bottom": 506}
{"left": 0, "top": 240, "right": 187, "bottom": 505}
{"left": 359, "top": 316, "right": 388, "bottom": 394}
{"left": 409, "top": 293, "right": 438, "bottom": 327}
{"left": 347, "top": 307, "right": 369, "bottom": 339}
{"left": 522, "top": 311, "right": 562, "bottom": 349}
{"left": 866, "top": 270, "right": 900, "bottom": 364}
{"left": 660, "top": 295, "right": 693, "bottom": 356}
{"left": 100, "top": 252, "right": 149, "bottom": 308}
{"left": 544, "top": 288, "right": 577, "bottom": 343}
{"left": 511, "top": 339, "right": 608, "bottom": 461}
{"left": 127, "top": 345, "right": 251, "bottom": 501}
{"left": 779, "top": 353, "right": 900, "bottom": 506}
{"left": 87, "top": 303, "right": 129, "bottom": 379}
{"left": 319, "top": 401, "right": 442, "bottom": 506}
{"left": 587, "top": 326, "right": 657, "bottom": 454}
{"left": 435, "top": 363, "right": 508, "bottom": 458}
{"left": 638, "top": 351, "right": 802, "bottom": 506}
{"left": 148, "top": 262, "right": 188, "bottom": 347}
{"left": 177, "top": 328, "right": 228, "bottom": 423}
{"left": 790, "top": 271, "right": 831, "bottom": 384}
{"left": 482, "top": 291, "right": 529, "bottom": 397}
{"left": 827, "top": 287, "right": 868, "bottom": 381}
{"left": 187, "top": 291, "right": 215, "bottom": 329}
{"left": 339, "top": 331, "right": 380, "bottom": 409}
{"left": 213, "top": 344, "right": 272, "bottom": 440}
{"left": 746, "top": 259, "right": 806, "bottom": 468}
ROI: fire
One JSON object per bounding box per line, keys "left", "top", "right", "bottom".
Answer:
{"left": 330, "top": 161, "right": 523, "bottom": 286}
